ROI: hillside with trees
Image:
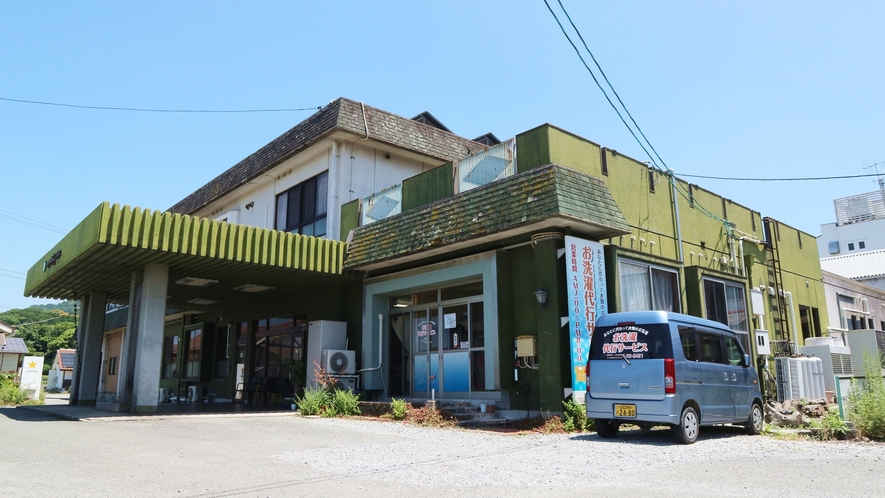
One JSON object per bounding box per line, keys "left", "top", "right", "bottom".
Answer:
{"left": 0, "top": 301, "right": 77, "bottom": 373}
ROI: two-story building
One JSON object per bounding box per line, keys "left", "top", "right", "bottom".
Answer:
{"left": 25, "top": 98, "right": 829, "bottom": 413}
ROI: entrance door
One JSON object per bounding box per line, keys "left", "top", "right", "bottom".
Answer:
{"left": 412, "top": 308, "right": 439, "bottom": 396}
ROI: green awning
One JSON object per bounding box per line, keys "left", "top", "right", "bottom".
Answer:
{"left": 25, "top": 202, "right": 352, "bottom": 309}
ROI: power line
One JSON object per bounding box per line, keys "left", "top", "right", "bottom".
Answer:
{"left": 679, "top": 172, "right": 885, "bottom": 182}
{"left": 0, "top": 209, "right": 70, "bottom": 234}
{"left": 0, "top": 96, "right": 323, "bottom": 114}
{"left": 543, "top": 1, "right": 730, "bottom": 229}
{"left": 0, "top": 273, "right": 26, "bottom": 281}
{"left": 7, "top": 315, "right": 71, "bottom": 327}
{"left": 0, "top": 267, "right": 26, "bottom": 275}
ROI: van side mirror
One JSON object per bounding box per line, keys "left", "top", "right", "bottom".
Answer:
{"left": 743, "top": 354, "right": 751, "bottom": 367}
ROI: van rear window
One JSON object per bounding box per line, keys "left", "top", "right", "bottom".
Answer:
{"left": 590, "top": 323, "right": 673, "bottom": 360}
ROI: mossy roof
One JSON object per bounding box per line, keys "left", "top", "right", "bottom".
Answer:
{"left": 344, "top": 163, "right": 630, "bottom": 271}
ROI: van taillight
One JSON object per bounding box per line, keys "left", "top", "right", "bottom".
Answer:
{"left": 585, "top": 360, "right": 591, "bottom": 394}
{"left": 664, "top": 358, "right": 675, "bottom": 394}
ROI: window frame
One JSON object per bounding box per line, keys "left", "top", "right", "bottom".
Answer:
{"left": 702, "top": 277, "right": 750, "bottom": 351}
{"left": 275, "top": 171, "right": 329, "bottom": 237}
{"left": 618, "top": 258, "right": 681, "bottom": 313}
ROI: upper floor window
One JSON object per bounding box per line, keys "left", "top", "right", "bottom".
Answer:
{"left": 275, "top": 171, "right": 328, "bottom": 237}
{"left": 847, "top": 240, "right": 866, "bottom": 252}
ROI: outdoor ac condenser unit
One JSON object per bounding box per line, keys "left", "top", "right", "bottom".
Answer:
{"left": 322, "top": 349, "right": 356, "bottom": 375}
{"left": 187, "top": 385, "right": 200, "bottom": 403}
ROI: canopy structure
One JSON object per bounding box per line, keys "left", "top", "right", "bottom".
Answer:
{"left": 25, "top": 202, "right": 355, "bottom": 315}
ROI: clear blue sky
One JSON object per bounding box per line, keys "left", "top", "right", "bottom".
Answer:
{"left": 2, "top": 1, "right": 884, "bottom": 311}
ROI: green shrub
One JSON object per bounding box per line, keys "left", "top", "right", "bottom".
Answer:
{"left": 0, "top": 373, "right": 28, "bottom": 406}
{"left": 848, "top": 353, "right": 885, "bottom": 440}
{"left": 808, "top": 411, "right": 850, "bottom": 441}
{"left": 296, "top": 386, "right": 331, "bottom": 416}
{"left": 562, "top": 399, "right": 594, "bottom": 432}
{"left": 330, "top": 388, "right": 361, "bottom": 417}
{"left": 390, "top": 398, "right": 409, "bottom": 420}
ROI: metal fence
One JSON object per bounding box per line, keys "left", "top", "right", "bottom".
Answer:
{"left": 455, "top": 139, "right": 516, "bottom": 194}
{"left": 361, "top": 183, "right": 402, "bottom": 226}
{"left": 834, "top": 189, "right": 885, "bottom": 225}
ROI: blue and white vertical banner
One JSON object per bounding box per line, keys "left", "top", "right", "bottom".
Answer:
{"left": 565, "top": 236, "right": 607, "bottom": 404}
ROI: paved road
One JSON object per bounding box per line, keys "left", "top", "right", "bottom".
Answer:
{"left": 1, "top": 407, "right": 883, "bottom": 497}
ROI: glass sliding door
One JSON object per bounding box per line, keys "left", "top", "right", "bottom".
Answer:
{"left": 389, "top": 282, "right": 485, "bottom": 398}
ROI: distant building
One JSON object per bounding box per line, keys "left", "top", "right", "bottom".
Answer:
{"left": 818, "top": 183, "right": 885, "bottom": 258}
{"left": 1, "top": 320, "right": 31, "bottom": 375}
{"left": 47, "top": 348, "right": 76, "bottom": 390}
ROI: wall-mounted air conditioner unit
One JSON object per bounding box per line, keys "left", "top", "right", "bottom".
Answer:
{"left": 323, "top": 349, "right": 356, "bottom": 375}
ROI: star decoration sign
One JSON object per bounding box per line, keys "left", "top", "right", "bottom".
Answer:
{"left": 28, "top": 360, "right": 37, "bottom": 369}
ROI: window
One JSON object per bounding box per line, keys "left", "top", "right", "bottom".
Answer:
{"left": 723, "top": 335, "right": 745, "bottom": 366}
{"left": 648, "top": 168, "right": 655, "bottom": 193}
{"left": 253, "top": 314, "right": 306, "bottom": 379}
{"left": 590, "top": 323, "right": 673, "bottom": 360}
{"left": 275, "top": 171, "right": 329, "bottom": 237}
{"left": 698, "top": 332, "right": 723, "bottom": 363}
{"left": 703, "top": 279, "right": 748, "bottom": 332}
{"left": 600, "top": 147, "right": 608, "bottom": 176}
{"left": 847, "top": 240, "right": 866, "bottom": 252}
{"left": 216, "top": 326, "right": 230, "bottom": 378}
{"left": 162, "top": 335, "right": 178, "bottom": 379}
{"left": 679, "top": 327, "right": 698, "bottom": 361}
{"left": 107, "top": 356, "right": 118, "bottom": 375}
{"left": 184, "top": 328, "right": 202, "bottom": 379}
{"left": 703, "top": 278, "right": 749, "bottom": 350}
{"left": 619, "top": 259, "right": 680, "bottom": 312}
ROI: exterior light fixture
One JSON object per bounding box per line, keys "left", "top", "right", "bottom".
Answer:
{"left": 534, "top": 289, "right": 548, "bottom": 310}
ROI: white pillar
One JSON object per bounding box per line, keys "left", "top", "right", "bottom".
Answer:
{"left": 77, "top": 292, "right": 107, "bottom": 406}
{"left": 131, "top": 263, "right": 168, "bottom": 413}
{"left": 328, "top": 140, "right": 341, "bottom": 240}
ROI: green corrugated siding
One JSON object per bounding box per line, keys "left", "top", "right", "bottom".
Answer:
{"left": 402, "top": 163, "right": 455, "bottom": 211}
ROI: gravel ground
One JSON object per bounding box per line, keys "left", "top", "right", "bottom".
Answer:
{"left": 2, "top": 408, "right": 883, "bottom": 497}
{"left": 276, "top": 419, "right": 885, "bottom": 496}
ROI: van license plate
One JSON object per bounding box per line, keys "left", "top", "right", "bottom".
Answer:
{"left": 614, "top": 404, "right": 636, "bottom": 418}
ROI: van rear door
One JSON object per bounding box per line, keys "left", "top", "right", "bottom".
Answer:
{"left": 588, "top": 323, "right": 672, "bottom": 401}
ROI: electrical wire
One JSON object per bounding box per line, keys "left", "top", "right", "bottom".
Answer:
{"left": 6, "top": 315, "right": 71, "bottom": 327}
{"left": 678, "top": 172, "right": 885, "bottom": 182}
{"left": 0, "top": 209, "right": 70, "bottom": 234}
{"left": 0, "top": 96, "right": 322, "bottom": 114}
{"left": 542, "top": 1, "right": 732, "bottom": 235}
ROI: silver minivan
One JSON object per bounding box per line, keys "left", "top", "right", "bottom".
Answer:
{"left": 585, "top": 311, "right": 764, "bottom": 444}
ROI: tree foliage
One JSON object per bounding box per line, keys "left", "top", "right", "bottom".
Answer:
{"left": 0, "top": 301, "right": 78, "bottom": 372}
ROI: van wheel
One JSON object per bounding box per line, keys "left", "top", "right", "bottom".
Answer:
{"left": 744, "top": 402, "right": 763, "bottom": 435}
{"left": 672, "top": 406, "right": 699, "bottom": 444}
{"left": 595, "top": 419, "right": 619, "bottom": 439}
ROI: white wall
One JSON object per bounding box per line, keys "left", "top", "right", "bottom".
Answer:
{"left": 191, "top": 137, "right": 442, "bottom": 241}
{"left": 818, "top": 218, "right": 885, "bottom": 258}
{"left": 822, "top": 271, "right": 885, "bottom": 332}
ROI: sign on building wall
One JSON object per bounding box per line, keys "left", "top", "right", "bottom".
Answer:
{"left": 565, "top": 236, "right": 607, "bottom": 404}
{"left": 19, "top": 356, "right": 44, "bottom": 400}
